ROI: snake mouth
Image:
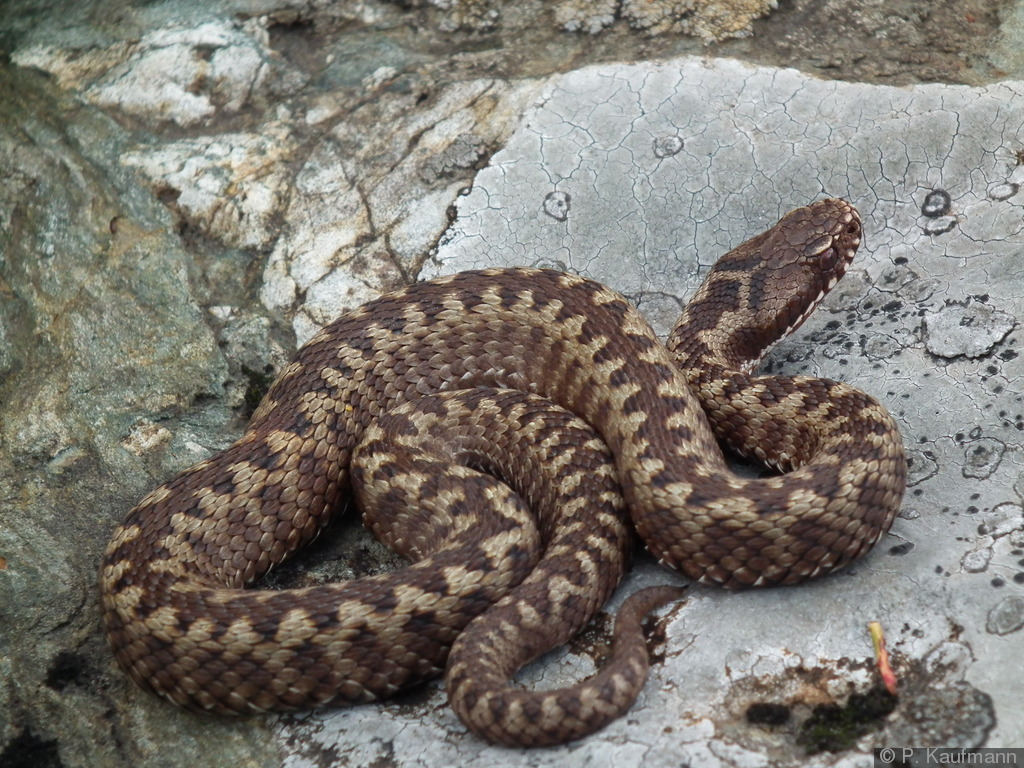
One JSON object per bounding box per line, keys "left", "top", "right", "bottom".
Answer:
{"left": 785, "top": 247, "right": 854, "bottom": 336}
{"left": 788, "top": 209, "right": 861, "bottom": 335}
{"left": 740, "top": 234, "right": 859, "bottom": 376}
{"left": 782, "top": 279, "right": 834, "bottom": 340}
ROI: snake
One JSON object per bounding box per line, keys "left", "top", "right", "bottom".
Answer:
{"left": 99, "top": 198, "right": 907, "bottom": 747}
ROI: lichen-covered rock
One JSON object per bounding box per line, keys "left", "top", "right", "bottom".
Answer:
{"left": 923, "top": 300, "right": 1016, "bottom": 359}
{"left": 0, "top": 63, "right": 279, "bottom": 768}
{"left": 434, "top": 0, "right": 501, "bottom": 33}
{"left": 621, "top": 0, "right": 777, "bottom": 42}
{"left": 14, "top": 19, "right": 304, "bottom": 126}
{"left": 258, "top": 78, "right": 541, "bottom": 343}
{"left": 554, "top": 0, "right": 618, "bottom": 34}
{"left": 122, "top": 126, "right": 297, "bottom": 249}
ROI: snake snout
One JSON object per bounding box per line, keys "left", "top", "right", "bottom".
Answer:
{"left": 837, "top": 204, "right": 863, "bottom": 253}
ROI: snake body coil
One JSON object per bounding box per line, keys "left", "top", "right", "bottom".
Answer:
{"left": 100, "top": 198, "right": 906, "bottom": 746}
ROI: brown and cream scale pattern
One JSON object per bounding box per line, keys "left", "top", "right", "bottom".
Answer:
{"left": 100, "top": 198, "right": 907, "bottom": 746}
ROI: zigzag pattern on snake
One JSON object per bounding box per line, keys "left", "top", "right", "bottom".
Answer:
{"left": 100, "top": 198, "right": 907, "bottom": 747}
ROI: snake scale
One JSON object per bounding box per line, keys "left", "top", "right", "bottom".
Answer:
{"left": 100, "top": 198, "right": 907, "bottom": 746}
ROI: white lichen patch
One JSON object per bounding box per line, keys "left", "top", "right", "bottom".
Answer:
{"left": 620, "top": 0, "right": 777, "bottom": 42}
{"left": 429, "top": 0, "right": 501, "bottom": 33}
{"left": 262, "top": 77, "right": 542, "bottom": 343}
{"left": 122, "top": 126, "right": 296, "bottom": 250}
{"left": 924, "top": 300, "right": 1016, "bottom": 359}
{"left": 16, "top": 20, "right": 293, "bottom": 127}
{"left": 554, "top": 0, "right": 619, "bottom": 34}
{"left": 122, "top": 419, "right": 174, "bottom": 456}
{"left": 257, "top": 139, "right": 394, "bottom": 344}
{"left": 89, "top": 22, "right": 275, "bottom": 126}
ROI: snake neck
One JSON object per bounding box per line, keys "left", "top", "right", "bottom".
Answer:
{"left": 666, "top": 197, "right": 862, "bottom": 375}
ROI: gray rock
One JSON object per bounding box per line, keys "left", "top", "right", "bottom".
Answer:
{"left": 986, "top": 596, "right": 1024, "bottom": 636}
{"left": 0, "top": 64, "right": 279, "bottom": 767}
{"left": 924, "top": 301, "right": 1016, "bottom": 360}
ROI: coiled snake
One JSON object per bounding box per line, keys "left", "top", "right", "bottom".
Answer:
{"left": 100, "top": 198, "right": 906, "bottom": 747}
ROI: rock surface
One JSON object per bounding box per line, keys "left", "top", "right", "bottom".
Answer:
{"left": 1, "top": 1, "right": 1023, "bottom": 767}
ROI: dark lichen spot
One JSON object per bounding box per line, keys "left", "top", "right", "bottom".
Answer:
{"left": 542, "top": 190, "right": 570, "bottom": 221}
{"left": 888, "top": 542, "right": 914, "bottom": 556}
{"left": 921, "top": 189, "right": 951, "bottom": 217}
{"left": 0, "top": 728, "right": 63, "bottom": 768}
{"left": 156, "top": 185, "right": 182, "bottom": 206}
{"left": 44, "top": 650, "right": 89, "bottom": 691}
{"left": 241, "top": 363, "right": 276, "bottom": 417}
{"left": 566, "top": 610, "right": 614, "bottom": 661}
{"left": 746, "top": 702, "right": 791, "bottom": 726}
{"left": 797, "top": 687, "right": 897, "bottom": 754}
{"left": 653, "top": 135, "right": 684, "bottom": 158}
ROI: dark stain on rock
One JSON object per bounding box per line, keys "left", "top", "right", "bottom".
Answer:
{"left": 796, "top": 686, "right": 897, "bottom": 754}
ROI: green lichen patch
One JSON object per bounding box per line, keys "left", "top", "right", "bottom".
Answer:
{"left": 241, "top": 363, "right": 276, "bottom": 417}
{"left": 797, "top": 687, "right": 898, "bottom": 754}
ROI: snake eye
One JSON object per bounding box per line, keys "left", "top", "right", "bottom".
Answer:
{"left": 818, "top": 246, "right": 839, "bottom": 272}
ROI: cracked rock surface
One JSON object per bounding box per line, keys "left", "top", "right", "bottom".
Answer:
{"left": 2, "top": 1, "right": 1024, "bottom": 767}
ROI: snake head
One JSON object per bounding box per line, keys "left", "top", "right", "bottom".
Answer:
{"left": 757, "top": 198, "right": 862, "bottom": 342}
{"left": 671, "top": 198, "right": 862, "bottom": 372}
